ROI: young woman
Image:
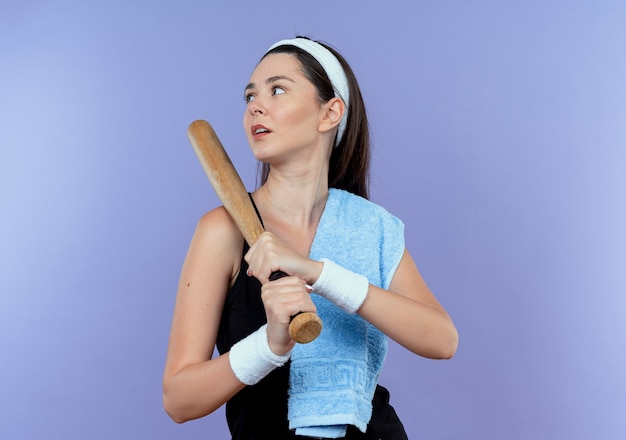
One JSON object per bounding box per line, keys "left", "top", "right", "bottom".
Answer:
{"left": 163, "top": 37, "right": 458, "bottom": 439}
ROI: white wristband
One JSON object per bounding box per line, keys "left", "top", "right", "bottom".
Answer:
{"left": 311, "top": 258, "right": 369, "bottom": 314}
{"left": 229, "top": 324, "right": 291, "bottom": 386}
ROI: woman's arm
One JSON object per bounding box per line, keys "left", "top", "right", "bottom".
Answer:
{"left": 162, "top": 208, "right": 318, "bottom": 423}
{"left": 357, "top": 249, "right": 458, "bottom": 359}
{"left": 247, "top": 233, "right": 458, "bottom": 360}
{"left": 162, "top": 207, "right": 245, "bottom": 423}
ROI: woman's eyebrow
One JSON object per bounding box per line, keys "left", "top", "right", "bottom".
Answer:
{"left": 244, "top": 75, "right": 296, "bottom": 92}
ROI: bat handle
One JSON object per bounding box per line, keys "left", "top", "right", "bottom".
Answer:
{"left": 269, "top": 271, "right": 323, "bottom": 344}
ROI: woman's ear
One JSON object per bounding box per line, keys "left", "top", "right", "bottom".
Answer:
{"left": 318, "top": 97, "right": 345, "bottom": 134}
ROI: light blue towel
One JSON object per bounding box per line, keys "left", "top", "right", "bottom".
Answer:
{"left": 288, "top": 189, "right": 405, "bottom": 438}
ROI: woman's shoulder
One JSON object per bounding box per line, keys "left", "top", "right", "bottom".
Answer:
{"left": 195, "top": 205, "right": 239, "bottom": 237}
{"left": 193, "top": 206, "right": 245, "bottom": 281}
{"left": 197, "top": 204, "right": 237, "bottom": 228}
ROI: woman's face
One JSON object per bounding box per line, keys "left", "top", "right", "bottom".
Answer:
{"left": 243, "top": 53, "right": 326, "bottom": 162}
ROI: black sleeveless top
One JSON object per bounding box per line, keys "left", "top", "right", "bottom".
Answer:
{"left": 215, "top": 202, "right": 408, "bottom": 439}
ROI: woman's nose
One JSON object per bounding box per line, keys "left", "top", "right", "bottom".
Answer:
{"left": 248, "top": 98, "right": 265, "bottom": 116}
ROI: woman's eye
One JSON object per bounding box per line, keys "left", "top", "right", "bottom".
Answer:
{"left": 245, "top": 94, "right": 255, "bottom": 103}
{"left": 272, "top": 86, "right": 285, "bottom": 96}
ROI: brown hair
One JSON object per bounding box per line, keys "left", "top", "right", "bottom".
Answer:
{"left": 258, "top": 37, "right": 371, "bottom": 200}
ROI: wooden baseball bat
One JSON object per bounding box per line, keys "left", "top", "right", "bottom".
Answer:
{"left": 187, "top": 119, "right": 322, "bottom": 344}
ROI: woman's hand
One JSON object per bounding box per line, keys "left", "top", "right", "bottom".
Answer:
{"left": 244, "top": 232, "right": 322, "bottom": 285}
{"left": 260, "top": 275, "right": 316, "bottom": 354}
{"left": 244, "top": 232, "right": 322, "bottom": 348}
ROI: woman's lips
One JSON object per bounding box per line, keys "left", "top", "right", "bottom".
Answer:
{"left": 251, "top": 124, "right": 271, "bottom": 140}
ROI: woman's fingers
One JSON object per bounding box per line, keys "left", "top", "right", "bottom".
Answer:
{"left": 262, "top": 276, "right": 316, "bottom": 319}
{"left": 245, "top": 232, "right": 308, "bottom": 284}
{"left": 261, "top": 276, "right": 316, "bottom": 351}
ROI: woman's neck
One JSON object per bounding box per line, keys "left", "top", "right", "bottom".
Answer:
{"left": 252, "top": 175, "right": 328, "bottom": 257}
{"left": 255, "top": 167, "right": 329, "bottom": 230}
{"left": 251, "top": 137, "right": 333, "bottom": 244}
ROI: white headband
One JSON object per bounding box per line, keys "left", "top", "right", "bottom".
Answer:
{"left": 267, "top": 38, "right": 349, "bottom": 146}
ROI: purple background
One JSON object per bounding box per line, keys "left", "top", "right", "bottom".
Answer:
{"left": 2, "top": 1, "right": 625, "bottom": 438}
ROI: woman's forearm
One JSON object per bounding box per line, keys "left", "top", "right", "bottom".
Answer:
{"left": 163, "top": 353, "right": 244, "bottom": 423}
{"left": 358, "top": 286, "right": 458, "bottom": 359}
